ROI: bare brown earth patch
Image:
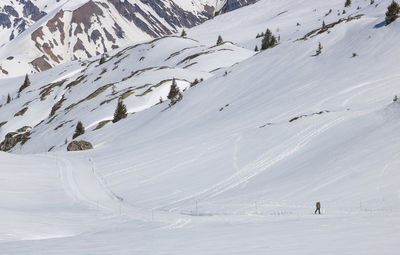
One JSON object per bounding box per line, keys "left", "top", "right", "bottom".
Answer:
{"left": 31, "top": 56, "right": 52, "bottom": 72}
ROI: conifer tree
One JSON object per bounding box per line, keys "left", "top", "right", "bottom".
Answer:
{"left": 345, "top": 0, "right": 351, "bottom": 7}
{"left": 112, "top": 100, "right": 128, "bottom": 123}
{"left": 316, "top": 42, "right": 323, "bottom": 55}
{"left": 386, "top": 1, "right": 400, "bottom": 25}
{"left": 72, "top": 121, "right": 85, "bottom": 139}
{"left": 255, "top": 45, "right": 259, "bottom": 52}
{"left": 168, "top": 78, "right": 183, "bottom": 106}
{"left": 18, "top": 74, "right": 31, "bottom": 93}
{"left": 216, "top": 35, "right": 224, "bottom": 45}
{"left": 6, "top": 94, "right": 11, "bottom": 104}
{"left": 181, "top": 29, "right": 187, "bottom": 37}
{"left": 261, "top": 29, "right": 277, "bottom": 50}
{"left": 99, "top": 54, "right": 106, "bottom": 65}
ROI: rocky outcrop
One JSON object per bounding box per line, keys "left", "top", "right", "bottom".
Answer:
{"left": 4, "top": 5, "right": 18, "bottom": 17}
{"left": 0, "top": 126, "right": 32, "bottom": 152}
{"left": 0, "top": 1, "right": 46, "bottom": 42}
{"left": 0, "top": 13, "right": 11, "bottom": 28}
{"left": 109, "top": 0, "right": 209, "bottom": 37}
{"left": 67, "top": 140, "right": 93, "bottom": 151}
{"left": 31, "top": 56, "right": 52, "bottom": 72}
{"left": 216, "top": 0, "right": 258, "bottom": 15}
{"left": 71, "top": 0, "right": 104, "bottom": 35}
{"left": 22, "top": 0, "right": 46, "bottom": 21}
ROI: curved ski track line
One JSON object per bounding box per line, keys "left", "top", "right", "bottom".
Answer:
{"left": 54, "top": 154, "right": 192, "bottom": 224}
{"left": 55, "top": 155, "right": 124, "bottom": 214}
{"left": 162, "top": 115, "right": 348, "bottom": 210}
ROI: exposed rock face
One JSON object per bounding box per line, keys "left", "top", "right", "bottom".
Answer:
{"left": 30, "top": 56, "right": 52, "bottom": 72}
{"left": 4, "top": 5, "right": 19, "bottom": 18}
{"left": 0, "top": 0, "right": 47, "bottom": 42}
{"left": 71, "top": 1, "right": 104, "bottom": 34}
{"left": 217, "top": 0, "right": 258, "bottom": 15}
{"left": 67, "top": 140, "right": 94, "bottom": 151}
{"left": 0, "top": 126, "right": 32, "bottom": 152}
{"left": 0, "top": 13, "right": 11, "bottom": 28}
{"left": 22, "top": 0, "right": 46, "bottom": 21}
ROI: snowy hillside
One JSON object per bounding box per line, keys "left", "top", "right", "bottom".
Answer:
{"left": 0, "top": 0, "right": 256, "bottom": 78}
{"left": 0, "top": 35, "right": 253, "bottom": 153}
{"left": 1, "top": 0, "right": 400, "bottom": 254}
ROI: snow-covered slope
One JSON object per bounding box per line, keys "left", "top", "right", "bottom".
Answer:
{"left": 0, "top": 0, "right": 257, "bottom": 78}
{"left": 0, "top": 35, "right": 254, "bottom": 153}
{"left": 1, "top": 0, "right": 400, "bottom": 254}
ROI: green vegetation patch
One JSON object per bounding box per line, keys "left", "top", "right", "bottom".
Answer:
{"left": 93, "top": 120, "right": 111, "bottom": 131}
{"left": 40, "top": 79, "right": 67, "bottom": 101}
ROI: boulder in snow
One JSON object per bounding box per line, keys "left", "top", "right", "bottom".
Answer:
{"left": 67, "top": 140, "right": 93, "bottom": 151}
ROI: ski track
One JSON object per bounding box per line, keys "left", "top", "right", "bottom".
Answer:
{"left": 54, "top": 154, "right": 195, "bottom": 225}
{"left": 55, "top": 154, "right": 121, "bottom": 213}
{"left": 163, "top": 115, "right": 349, "bottom": 211}
{"left": 162, "top": 218, "right": 192, "bottom": 229}
{"left": 232, "top": 133, "right": 242, "bottom": 171}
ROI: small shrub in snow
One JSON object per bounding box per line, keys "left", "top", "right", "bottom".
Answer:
{"left": 216, "top": 35, "right": 224, "bottom": 45}
{"left": 99, "top": 54, "right": 106, "bottom": 65}
{"left": 112, "top": 100, "right": 128, "bottom": 123}
{"left": 181, "top": 29, "right": 187, "bottom": 37}
{"left": 325, "top": 9, "right": 332, "bottom": 16}
{"left": 254, "top": 45, "right": 259, "bottom": 52}
{"left": 168, "top": 78, "right": 183, "bottom": 107}
{"left": 386, "top": 1, "right": 400, "bottom": 25}
{"left": 73, "top": 121, "right": 85, "bottom": 139}
{"left": 191, "top": 78, "right": 200, "bottom": 87}
{"left": 18, "top": 74, "right": 31, "bottom": 93}
{"left": 316, "top": 42, "right": 323, "bottom": 55}
{"left": 345, "top": 0, "right": 351, "bottom": 7}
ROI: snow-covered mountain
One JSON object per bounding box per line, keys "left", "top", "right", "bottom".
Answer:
{"left": 0, "top": 0, "right": 46, "bottom": 45}
{"left": 0, "top": 0, "right": 257, "bottom": 78}
{"left": 1, "top": 0, "right": 400, "bottom": 254}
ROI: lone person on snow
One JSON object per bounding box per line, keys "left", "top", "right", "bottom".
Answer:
{"left": 315, "top": 202, "right": 321, "bottom": 214}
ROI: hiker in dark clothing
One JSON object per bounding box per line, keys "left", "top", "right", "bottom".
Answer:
{"left": 315, "top": 202, "right": 321, "bottom": 214}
